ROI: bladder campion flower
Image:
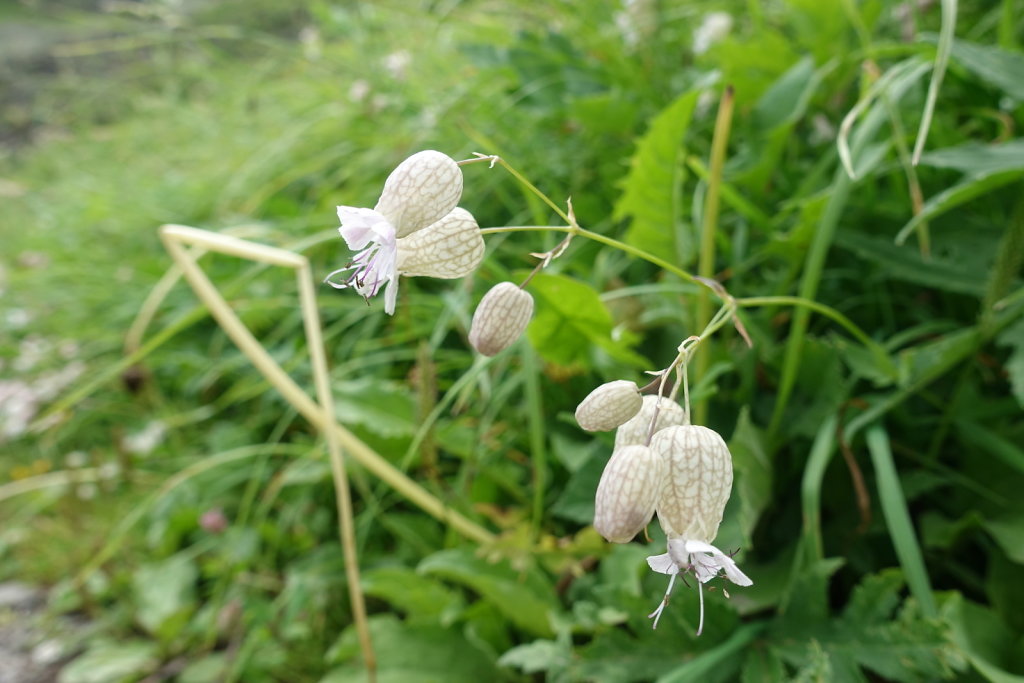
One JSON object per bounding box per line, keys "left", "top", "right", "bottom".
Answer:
{"left": 643, "top": 424, "right": 751, "bottom": 635}
{"left": 468, "top": 282, "right": 534, "bottom": 356}
{"left": 614, "top": 394, "right": 687, "bottom": 448}
{"left": 326, "top": 150, "right": 482, "bottom": 314}
{"left": 575, "top": 380, "right": 643, "bottom": 432}
{"left": 593, "top": 444, "right": 665, "bottom": 543}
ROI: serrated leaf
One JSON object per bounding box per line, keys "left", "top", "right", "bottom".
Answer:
{"left": 418, "top": 548, "right": 559, "bottom": 637}
{"left": 526, "top": 272, "right": 648, "bottom": 368}
{"left": 614, "top": 90, "right": 701, "bottom": 266}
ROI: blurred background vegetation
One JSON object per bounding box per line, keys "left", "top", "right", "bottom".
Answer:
{"left": 2, "top": 0, "right": 1023, "bottom": 681}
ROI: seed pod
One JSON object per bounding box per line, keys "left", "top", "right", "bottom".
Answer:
{"left": 374, "top": 150, "right": 463, "bottom": 237}
{"left": 594, "top": 445, "right": 665, "bottom": 543}
{"left": 575, "top": 380, "right": 643, "bottom": 432}
{"left": 468, "top": 282, "right": 534, "bottom": 356}
{"left": 614, "top": 395, "right": 687, "bottom": 448}
{"left": 396, "top": 208, "right": 484, "bottom": 279}
{"left": 650, "top": 425, "right": 733, "bottom": 542}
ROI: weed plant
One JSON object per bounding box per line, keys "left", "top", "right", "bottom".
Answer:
{"left": 1, "top": 0, "right": 1023, "bottom": 681}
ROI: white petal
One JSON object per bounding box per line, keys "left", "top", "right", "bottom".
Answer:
{"left": 395, "top": 208, "right": 484, "bottom": 279}
{"left": 383, "top": 275, "right": 399, "bottom": 316}
{"left": 337, "top": 206, "right": 392, "bottom": 250}
{"left": 646, "top": 552, "right": 678, "bottom": 575}
{"left": 374, "top": 150, "right": 463, "bottom": 238}
{"left": 683, "top": 539, "right": 753, "bottom": 587}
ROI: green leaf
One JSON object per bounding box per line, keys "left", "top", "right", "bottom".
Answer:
{"left": 613, "top": 90, "right": 701, "bottom": 266}
{"left": 418, "top": 548, "right": 559, "bottom": 637}
{"left": 656, "top": 624, "right": 763, "bottom": 683}
{"left": 896, "top": 169, "right": 1024, "bottom": 245}
{"left": 132, "top": 553, "right": 198, "bottom": 638}
{"left": 943, "top": 593, "right": 1024, "bottom": 683}
{"left": 334, "top": 378, "right": 417, "bottom": 439}
{"left": 982, "top": 513, "right": 1024, "bottom": 565}
{"left": 497, "top": 639, "right": 571, "bottom": 676}
{"left": 324, "top": 614, "right": 498, "bottom": 683}
{"left": 996, "top": 319, "right": 1024, "bottom": 408}
{"left": 360, "top": 566, "right": 464, "bottom": 622}
{"left": 550, "top": 445, "right": 604, "bottom": 524}
{"left": 728, "top": 408, "right": 772, "bottom": 546}
{"left": 955, "top": 418, "right": 1024, "bottom": 477}
{"left": 949, "top": 37, "right": 1024, "bottom": 100}
{"left": 866, "top": 428, "right": 937, "bottom": 618}
{"left": 918, "top": 139, "right": 1024, "bottom": 175}
{"left": 753, "top": 56, "right": 818, "bottom": 131}
{"left": 58, "top": 640, "right": 159, "bottom": 683}
{"left": 526, "top": 272, "right": 648, "bottom": 368}
{"left": 835, "top": 231, "right": 988, "bottom": 297}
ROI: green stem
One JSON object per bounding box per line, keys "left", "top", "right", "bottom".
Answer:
{"left": 695, "top": 86, "right": 735, "bottom": 425}
{"left": 522, "top": 343, "right": 546, "bottom": 539}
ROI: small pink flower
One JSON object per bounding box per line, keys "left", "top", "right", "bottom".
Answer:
{"left": 200, "top": 508, "right": 229, "bottom": 534}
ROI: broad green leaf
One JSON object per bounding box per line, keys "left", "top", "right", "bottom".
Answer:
{"left": 418, "top": 548, "right": 559, "bottom": 637}
{"left": 835, "top": 231, "right": 988, "bottom": 297}
{"left": 943, "top": 593, "right": 1024, "bottom": 683}
{"left": 497, "top": 639, "right": 571, "bottom": 676}
{"left": 526, "top": 272, "right": 648, "bottom": 368}
{"left": 897, "top": 326, "right": 982, "bottom": 387}
{"left": 728, "top": 408, "right": 772, "bottom": 546}
{"left": 613, "top": 90, "right": 700, "bottom": 266}
{"left": 753, "top": 57, "right": 818, "bottom": 131}
{"left": 58, "top": 641, "right": 159, "bottom": 683}
{"left": 360, "top": 566, "right": 464, "bottom": 622}
{"left": 949, "top": 37, "right": 1024, "bottom": 100}
{"left": 982, "top": 514, "right": 1024, "bottom": 565}
{"left": 550, "top": 446, "right": 604, "bottom": 524}
{"left": 324, "top": 614, "right": 498, "bottom": 683}
{"left": 132, "top": 553, "right": 198, "bottom": 638}
{"left": 334, "top": 378, "right": 417, "bottom": 439}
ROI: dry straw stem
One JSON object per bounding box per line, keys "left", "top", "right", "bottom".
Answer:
{"left": 158, "top": 225, "right": 492, "bottom": 681}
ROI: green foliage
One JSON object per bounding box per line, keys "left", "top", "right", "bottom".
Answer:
{"left": 2, "top": 0, "right": 1024, "bottom": 681}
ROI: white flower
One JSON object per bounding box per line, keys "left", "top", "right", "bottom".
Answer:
{"left": 693, "top": 11, "right": 732, "bottom": 55}
{"left": 646, "top": 537, "right": 752, "bottom": 633}
{"left": 325, "top": 150, "right": 483, "bottom": 315}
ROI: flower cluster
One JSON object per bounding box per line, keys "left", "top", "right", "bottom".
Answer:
{"left": 577, "top": 377, "right": 752, "bottom": 634}
{"left": 328, "top": 150, "right": 543, "bottom": 354}
{"left": 326, "top": 150, "right": 484, "bottom": 315}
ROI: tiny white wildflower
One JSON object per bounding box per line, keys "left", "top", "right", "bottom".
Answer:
{"left": 693, "top": 11, "right": 732, "bottom": 56}
{"left": 123, "top": 420, "right": 167, "bottom": 456}
{"left": 326, "top": 150, "right": 482, "bottom": 314}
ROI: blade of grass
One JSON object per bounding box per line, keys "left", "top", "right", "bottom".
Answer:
{"left": 912, "top": 0, "right": 958, "bottom": 165}
{"left": 866, "top": 425, "right": 937, "bottom": 617}
{"left": 522, "top": 341, "right": 547, "bottom": 540}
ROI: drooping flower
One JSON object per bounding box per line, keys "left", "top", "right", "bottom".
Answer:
{"left": 613, "top": 394, "right": 687, "bottom": 448}
{"left": 325, "top": 150, "right": 483, "bottom": 314}
{"left": 643, "top": 424, "right": 751, "bottom": 634}
{"left": 593, "top": 444, "right": 665, "bottom": 543}
{"left": 646, "top": 537, "right": 752, "bottom": 633}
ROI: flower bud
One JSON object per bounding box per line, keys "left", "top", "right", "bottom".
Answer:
{"left": 594, "top": 445, "right": 665, "bottom": 543}
{"left": 614, "top": 395, "right": 687, "bottom": 448}
{"left": 468, "top": 282, "right": 534, "bottom": 356}
{"left": 575, "top": 380, "right": 643, "bottom": 432}
{"left": 649, "top": 425, "right": 733, "bottom": 542}
{"left": 396, "top": 208, "right": 484, "bottom": 279}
